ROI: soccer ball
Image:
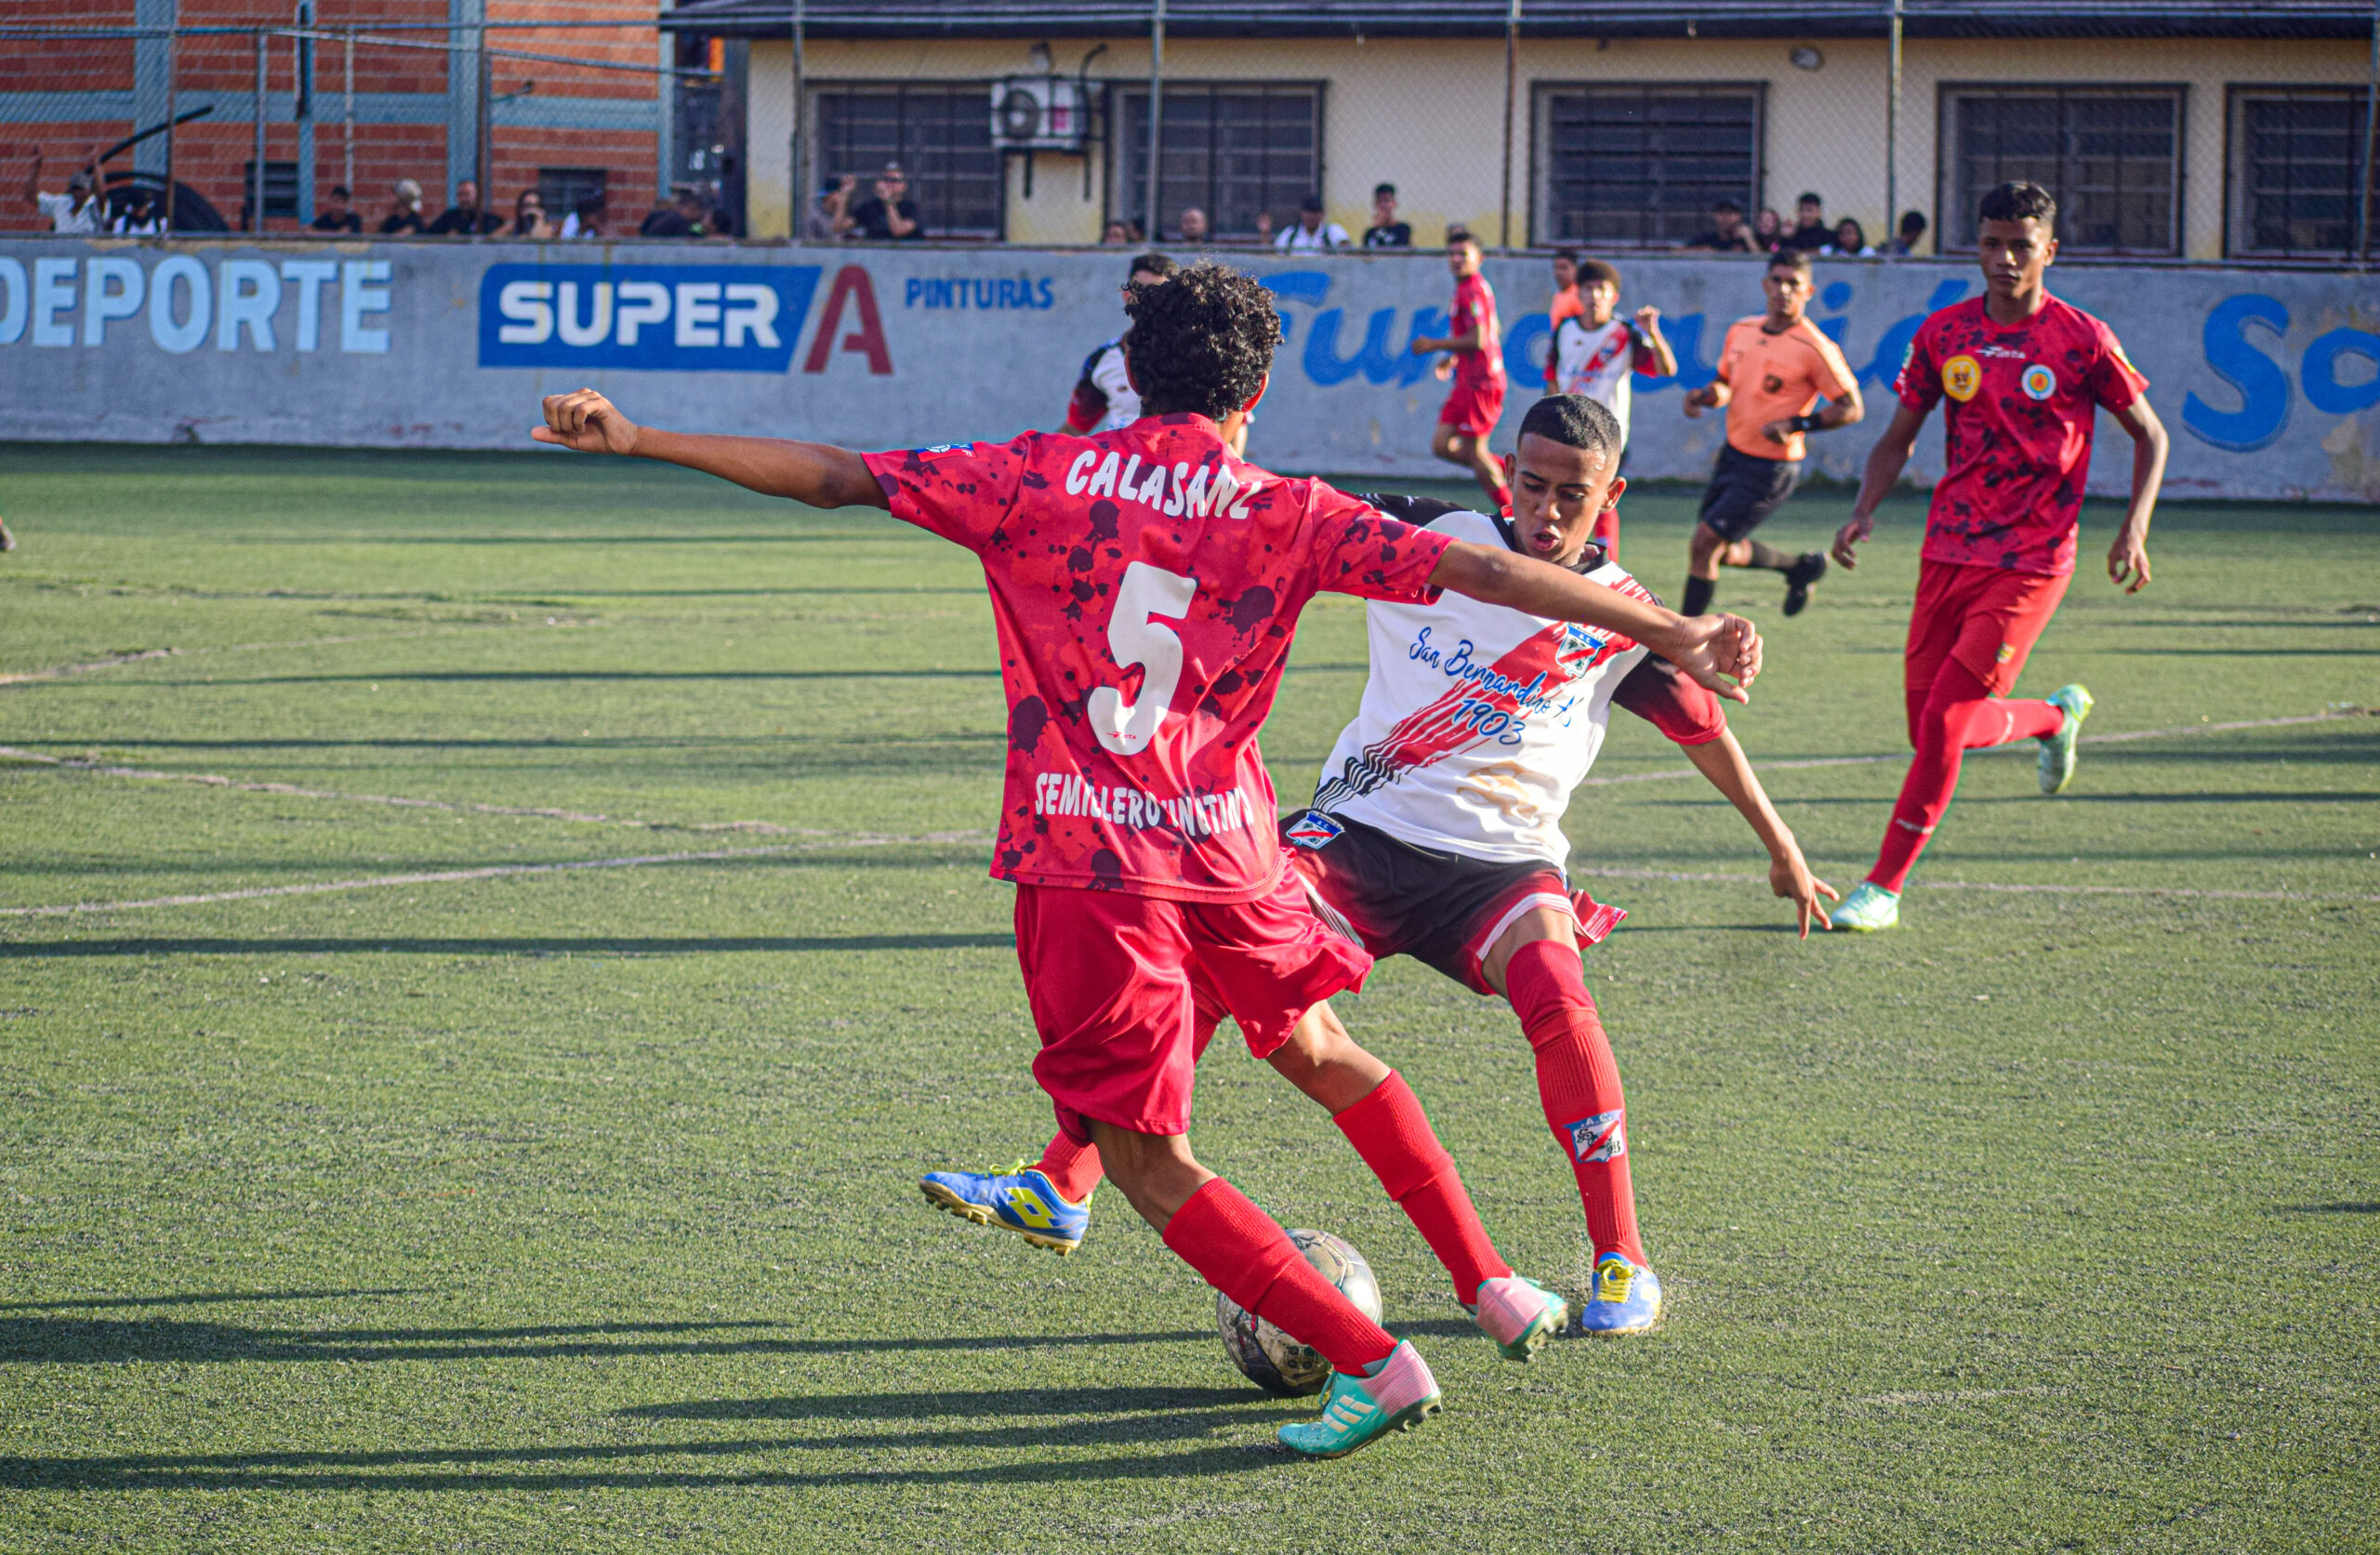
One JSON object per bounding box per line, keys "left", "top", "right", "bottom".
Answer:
{"left": 1215, "top": 1227, "right": 1383, "bottom": 1396}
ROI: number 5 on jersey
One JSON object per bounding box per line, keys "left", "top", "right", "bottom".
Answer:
{"left": 1091, "top": 562, "right": 1198, "bottom": 756}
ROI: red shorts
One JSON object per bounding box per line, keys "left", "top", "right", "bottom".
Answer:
{"left": 1438, "top": 376, "right": 1506, "bottom": 438}
{"left": 1906, "top": 556, "right": 2071, "bottom": 706}
{"left": 1014, "top": 864, "right": 1373, "bottom": 1145}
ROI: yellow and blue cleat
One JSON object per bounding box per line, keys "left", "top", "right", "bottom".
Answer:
{"left": 1574, "top": 1252, "right": 1663, "bottom": 1336}
{"left": 1829, "top": 880, "right": 1900, "bottom": 932}
{"left": 1277, "top": 1340, "right": 1441, "bottom": 1459}
{"left": 919, "top": 1163, "right": 1089, "bottom": 1255}
{"left": 2038, "top": 682, "right": 2094, "bottom": 795}
{"left": 1465, "top": 1274, "right": 1569, "bottom": 1362}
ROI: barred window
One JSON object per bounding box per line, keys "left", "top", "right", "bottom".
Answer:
{"left": 239, "top": 160, "right": 299, "bottom": 220}
{"left": 1942, "top": 86, "right": 2183, "bottom": 255}
{"left": 814, "top": 85, "right": 1001, "bottom": 239}
{"left": 1534, "top": 84, "right": 1764, "bottom": 249}
{"left": 2228, "top": 88, "right": 2378, "bottom": 258}
{"left": 536, "top": 167, "right": 607, "bottom": 218}
{"left": 1117, "top": 85, "right": 1322, "bottom": 242}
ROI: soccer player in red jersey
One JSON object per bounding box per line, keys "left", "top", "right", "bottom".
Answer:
{"left": 1827, "top": 180, "right": 2168, "bottom": 931}
{"left": 1409, "top": 226, "right": 1510, "bottom": 513}
{"left": 531, "top": 263, "right": 1761, "bottom": 1456}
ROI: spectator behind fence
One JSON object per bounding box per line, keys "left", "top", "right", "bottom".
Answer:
{"left": 1780, "top": 192, "right": 1832, "bottom": 252}
{"left": 511, "top": 189, "right": 556, "bottom": 240}
{"left": 1684, "top": 200, "right": 1758, "bottom": 254}
{"left": 1252, "top": 210, "right": 1275, "bottom": 246}
{"left": 1752, "top": 206, "right": 1784, "bottom": 251}
{"left": 804, "top": 175, "right": 856, "bottom": 242}
{"left": 1178, "top": 205, "right": 1208, "bottom": 244}
{"left": 1827, "top": 217, "right": 1876, "bottom": 257}
{"left": 847, "top": 164, "right": 922, "bottom": 241}
{"left": 311, "top": 184, "right": 363, "bottom": 233}
{"left": 1102, "top": 218, "right": 1131, "bottom": 245}
{"left": 1364, "top": 182, "right": 1410, "bottom": 248}
{"left": 20, "top": 144, "right": 105, "bottom": 233}
{"left": 1276, "top": 194, "right": 1348, "bottom": 252}
{"left": 426, "top": 178, "right": 500, "bottom": 235}
{"left": 380, "top": 178, "right": 426, "bottom": 234}
{"left": 1888, "top": 209, "right": 1927, "bottom": 257}
{"left": 640, "top": 188, "right": 714, "bottom": 239}
{"left": 112, "top": 185, "right": 165, "bottom": 236}
{"left": 559, "top": 195, "right": 607, "bottom": 239}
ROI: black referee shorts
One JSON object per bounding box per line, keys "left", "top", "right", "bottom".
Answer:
{"left": 1697, "top": 443, "right": 1802, "bottom": 543}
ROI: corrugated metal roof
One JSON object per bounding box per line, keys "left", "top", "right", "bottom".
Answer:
{"left": 659, "top": 0, "right": 2373, "bottom": 39}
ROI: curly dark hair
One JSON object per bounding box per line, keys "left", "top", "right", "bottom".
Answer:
{"left": 1119, "top": 260, "right": 1278, "bottom": 420}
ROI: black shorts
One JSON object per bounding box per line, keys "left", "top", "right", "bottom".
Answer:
{"left": 1278, "top": 811, "right": 1575, "bottom": 996}
{"left": 1697, "top": 443, "right": 1802, "bottom": 542}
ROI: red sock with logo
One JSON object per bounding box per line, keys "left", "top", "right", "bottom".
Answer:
{"left": 1503, "top": 939, "right": 1646, "bottom": 1266}
{"left": 1871, "top": 660, "right": 2066, "bottom": 894}
{"left": 1333, "top": 1072, "right": 1512, "bottom": 1304}
{"left": 1162, "top": 1178, "right": 1397, "bottom": 1376}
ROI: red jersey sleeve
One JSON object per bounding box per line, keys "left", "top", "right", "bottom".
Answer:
{"left": 2083, "top": 321, "right": 2149, "bottom": 412}
{"left": 1610, "top": 652, "right": 1727, "bottom": 745}
{"left": 1302, "top": 482, "right": 1455, "bottom": 605}
{"left": 1896, "top": 315, "right": 1945, "bottom": 414}
{"left": 862, "top": 436, "right": 1031, "bottom": 553}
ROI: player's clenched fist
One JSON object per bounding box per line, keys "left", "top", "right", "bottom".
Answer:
{"left": 534, "top": 389, "right": 642, "bottom": 456}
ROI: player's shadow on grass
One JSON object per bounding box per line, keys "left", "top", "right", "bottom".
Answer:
{"left": 2285, "top": 1201, "right": 2380, "bottom": 1213}
{"left": 0, "top": 934, "right": 1018, "bottom": 958}
{"left": 0, "top": 1289, "right": 416, "bottom": 1312}
{"left": 0, "top": 1315, "right": 1207, "bottom": 1366}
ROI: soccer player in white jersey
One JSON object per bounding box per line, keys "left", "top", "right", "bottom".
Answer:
{"left": 1544, "top": 258, "right": 1676, "bottom": 560}
{"left": 1063, "top": 253, "right": 1176, "bottom": 435}
{"left": 924, "top": 394, "right": 1835, "bottom": 1336}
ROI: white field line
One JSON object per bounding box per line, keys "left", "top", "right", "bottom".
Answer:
{"left": 1576, "top": 706, "right": 2370, "bottom": 789}
{"left": 1567, "top": 864, "right": 2380, "bottom": 905}
{"left": 0, "top": 832, "right": 993, "bottom": 919}
{"left": 0, "top": 620, "right": 595, "bottom": 687}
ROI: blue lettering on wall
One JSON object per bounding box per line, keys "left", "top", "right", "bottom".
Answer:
{"left": 1860, "top": 278, "right": 1969, "bottom": 388}
{"left": 2300, "top": 323, "right": 2380, "bottom": 416}
{"left": 478, "top": 264, "right": 820, "bottom": 372}
{"left": 902, "top": 276, "right": 1056, "bottom": 310}
{"left": 2183, "top": 294, "right": 2293, "bottom": 451}
{"left": 1305, "top": 307, "right": 1437, "bottom": 387}
{"left": 1503, "top": 311, "right": 1549, "bottom": 388}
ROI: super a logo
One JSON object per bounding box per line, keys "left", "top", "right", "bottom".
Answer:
{"left": 1285, "top": 810, "right": 1344, "bottom": 850}
{"left": 479, "top": 263, "right": 821, "bottom": 373}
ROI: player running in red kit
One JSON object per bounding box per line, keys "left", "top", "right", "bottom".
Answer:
{"left": 531, "top": 263, "right": 1761, "bottom": 1458}
{"left": 1410, "top": 226, "right": 1510, "bottom": 512}
{"left": 1828, "top": 180, "right": 2167, "bottom": 931}
{"left": 930, "top": 394, "right": 1832, "bottom": 1338}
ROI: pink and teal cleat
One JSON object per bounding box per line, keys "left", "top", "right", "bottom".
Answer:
{"left": 1276, "top": 1340, "right": 1442, "bottom": 1459}
{"left": 1465, "top": 1274, "right": 1569, "bottom": 1361}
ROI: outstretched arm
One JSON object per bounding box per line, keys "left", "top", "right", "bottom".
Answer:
{"left": 2107, "top": 396, "right": 2167, "bottom": 593}
{"left": 533, "top": 389, "right": 887, "bottom": 509}
{"left": 1677, "top": 729, "right": 1837, "bottom": 937}
{"left": 1834, "top": 400, "right": 1929, "bottom": 569}
{"left": 1427, "top": 540, "right": 1761, "bottom": 702}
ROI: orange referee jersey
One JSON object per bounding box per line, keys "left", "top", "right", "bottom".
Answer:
{"left": 1714, "top": 315, "right": 1857, "bottom": 462}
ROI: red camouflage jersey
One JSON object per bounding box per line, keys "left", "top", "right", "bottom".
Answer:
{"left": 864, "top": 414, "right": 1455, "bottom": 903}
{"left": 1449, "top": 272, "right": 1504, "bottom": 389}
{"left": 1897, "top": 293, "right": 2149, "bottom": 576}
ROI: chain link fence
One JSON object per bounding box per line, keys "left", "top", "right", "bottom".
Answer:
{"left": 2, "top": 11, "right": 731, "bottom": 240}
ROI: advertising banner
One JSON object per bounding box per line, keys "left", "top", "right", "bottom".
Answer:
{"left": 3, "top": 237, "right": 2378, "bottom": 503}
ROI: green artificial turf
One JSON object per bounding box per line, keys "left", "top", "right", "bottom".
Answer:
{"left": 0, "top": 443, "right": 2374, "bottom": 1553}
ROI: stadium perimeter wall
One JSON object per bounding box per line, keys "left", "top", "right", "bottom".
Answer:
{"left": 1, "top": 240, "right": 2376, "bottom": 502}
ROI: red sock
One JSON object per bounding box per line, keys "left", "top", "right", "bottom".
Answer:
{"left": 1503, "top": 940, "right": 1646, "bottom": 1266}
{"left": 1871, "top": 661, "right": 2066, "bottom": 894}
{"left": 1033, "top": 1008, "right": 1223, "bottom": 1203}
{"left": 1162, "top": 1178, "right": 1395, "bottom": 1376}
{"left": 1333, "top": 1072, "right": 1511, "bottom": 1304}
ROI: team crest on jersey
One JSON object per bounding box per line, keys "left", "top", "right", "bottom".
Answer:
{"left": 1284, "top": 810, "right": 1345, "bottom": 850}
{"left": 2020, "top": 364, "right": 2056, "bottom": 401}
{"left": 913, "top": 441, "right": 975, "bottom": 457}
{"left": 1558, "top": 622, "right": 1611, "bottom": 663}
{"left": 1942, "top": 355, "right": 1982, "bottom": 402}
{"left": 1566, "top": 1109, "right": 1626, "bottom": 1164}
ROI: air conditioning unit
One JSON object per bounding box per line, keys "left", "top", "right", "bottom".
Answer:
{"left": 990, "top": 77, "right": 1088, "bottom": 151}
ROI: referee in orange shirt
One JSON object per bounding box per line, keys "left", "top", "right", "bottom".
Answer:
{"left": 1679, "top": 248, "right": 1863, "bottom": 616}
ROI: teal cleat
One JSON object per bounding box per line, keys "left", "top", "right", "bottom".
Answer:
{"left": 919, "top": 1163, "right": 1089, "bottom": 1255}
{"left": 2038, "top": 683, "right": 2094, "bottom": 795}
{"left": 1276, "top": 1340, "right": 1441, "bottom": 1459}
{"left": 1573, "top": 1252, "right": 1663, "bottom": 1336}
{"left": 1465, "top": 1274, "right": 1568, "bottom": 1362}
{"left": 1830, "top": 881, "right": 1900, "bottom": 932}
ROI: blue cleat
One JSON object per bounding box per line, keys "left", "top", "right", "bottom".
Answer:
{"left": 1829, "top": 881, "right": 1900, "bottom": 933}
{"left": 1573, "top": 1252, "right": 1663, "bottom": 1336}
{"left": 919, "top": 1163, "right": 1090, "bottom": 1255}
{"left": 2038, "top": 683, "right": 2094, "bottom": 795}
